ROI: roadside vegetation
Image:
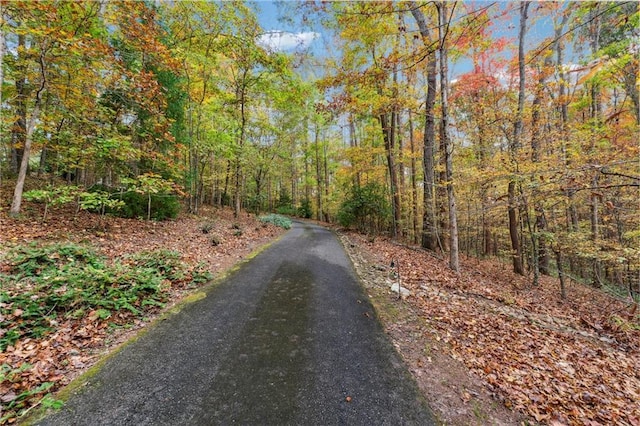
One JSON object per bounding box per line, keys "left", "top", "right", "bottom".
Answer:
{"left": 1, "top": 243, "right": 211, "bottom": 352}
{"left": 259, "top": 214, "right": 292, "bottom": 230}
{"left": 1, "top": 1, "right": 638, "bottom": 424}
{"left": 341, "top": 231, "right": 639, "bottom": 425}
{"left": 0, "top": 188, "right": 283, "bottom": 424}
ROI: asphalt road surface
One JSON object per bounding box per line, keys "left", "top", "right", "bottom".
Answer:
{"left": 36, "top": 221, "right": 435, "bottom": 425}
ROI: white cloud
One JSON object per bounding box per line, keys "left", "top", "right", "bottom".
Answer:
{"left": 257, "top": 31, "right": 319, "bottom": 52}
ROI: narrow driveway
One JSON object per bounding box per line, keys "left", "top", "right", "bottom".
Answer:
{"left": 36, "top": 222, "right": 435, "bottom": 425}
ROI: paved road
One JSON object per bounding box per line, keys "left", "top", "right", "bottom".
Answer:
{"left": 36, "top": 222, "right": 435, "bottom": 425}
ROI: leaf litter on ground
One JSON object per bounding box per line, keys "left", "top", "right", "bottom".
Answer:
{"left": 339, "top": 231, "right": 639, "bottom": 426}
{"left": 0, "top": 204, "right": 283, "bottom": 424}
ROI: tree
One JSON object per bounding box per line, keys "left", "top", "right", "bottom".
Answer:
{"left": 507, "top": 1, "right": 529, "bottom": 276}
{"left": 437, "top": 1, "right": 460, "bottom": 272}
{"left": 8, "top": 3, "right": 51, "bottom": 216}
{"left": 409, "top": 1, "right": 439, "bottom": 251}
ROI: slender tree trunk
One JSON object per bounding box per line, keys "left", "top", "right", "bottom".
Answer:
{"left": 11, "top": 34, "right": 28, "bottom": 176}
{"left": 531, "top": 57, "right": 552, "bottom": 277}
{"left": 437, "top": 119, "right": 448, "bottom": 252}
{"left": 556, "top": 250, "right": 567, "bottom": 300}
{"left": 11, "top": 47, "right": 47, "bottom": 216}
{"left": 314, "top": 124, "right": 322, "bottom": 221}
{"left": 408, "top": 111, "right": 419, "bottom": 244}
{"left": 323, "top": 138, "right": 330, "bottom": 222}
{"left": 588, "top": 103, "right": 599, "bottom": 238}
{"left": 591, "top": 172, "right": 602, "bottom": 286}
{"left": 409, "top": 2, "right": 437, "bottom": 251}
{"left": 223, "top": 160, "right": 231, "bottom": 206}
{"left": 349, "top": 114, "right": 361, "bottom": 187}
{"left": 438, "top": 2, "right": 459, "bottom": 272}
{"left": 508, "top": 1, "right": 529, "bottom": 276}
{"left": 234, "top": 82, "right": 247, "bottom": 218}
{"left": 379, "top": 112, "right": 401, "bottom": 238}
{"left": 556, "top": 23, "right": 578, "bottom": 234}
{"left": 304, "top": 116, "right": 311, "bottom": 202}
{"left": 291, "top": 161, "right": 298, "bottom": 209}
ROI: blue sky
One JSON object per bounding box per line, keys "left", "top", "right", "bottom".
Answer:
{"left": 249, "top": 1, "right": 575, "bottom": 80}
{"left": 251, "top": 1, "right": 323, "bottom": 52}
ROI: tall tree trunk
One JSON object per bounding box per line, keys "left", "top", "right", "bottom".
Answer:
{"left": 11, "top": 47, "right": 47, "bottom": 216}
{"left": 11, "top": 34, "right": 28, "bottom": 176}
{"left": 556, "top": 250, "right": 567, "bottom": 300}
{"left": 409, "top": 2, "right": 438, "bottom": 251}
{"left": 591, "top": 171, "right": 603, "bottom": 287}
{"left": 223, "top": 160, "right": 231, "bottom": 206}
{"left": 323, "top": 137, "right": 330, "bottom": 222}
{"left": 508, "top": 1, "right": 529, "bottom": 276}
{"left": 438, "top": 1, "right": 459, "bottom": 272}
{"left": 349, "top": 114, "right": 361, "bottom": 187}
{"left": 588, "top": 10, "right": 603, "bottom": 287}
{"left": 408, "top": 110, "right": 419, "bottom": 244}
{"left": 234, "top": 82, "right": 247, "bottom": 218}
{"left": 379, "top": 112, "right": 401, "bottom": 238}
{"left": 555, "top": 13, "right": 578, "bottom": 234}
{"left": 530, "top": 57, "right": 552, "bottom": 279}
{"left": 304, "top": 116, "right": 311, "bottom": 202}
{"left": 437, "top": 118, "right": 448, "bottom": 252}
{"left": 551, "top": 12, "right": 570, "bottom": 281}
{"left": 314, "top": 124, "right": 322, "bottom": 221}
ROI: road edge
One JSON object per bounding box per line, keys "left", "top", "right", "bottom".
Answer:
{"left": 18, "top": 230, "right": 289, "bottom": 426}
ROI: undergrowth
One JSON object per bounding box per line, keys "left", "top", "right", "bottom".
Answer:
{"left": 259, "top": 214, "right": 292, "bottom": 230}
{"left": 0, "top": 242, "right": 212, "bottom": 351}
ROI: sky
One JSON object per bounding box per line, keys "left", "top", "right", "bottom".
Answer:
{"left": 249, "top": 0, "right": 568, "bottom": 79}
{"left": 250, "top": 0, "right": 588, "bottom": 89}
{"left": 251, "top": 1, "right": 322, "bottom": 53}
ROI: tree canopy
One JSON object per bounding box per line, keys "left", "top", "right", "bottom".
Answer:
{"left": 1, "top": 0, "right": 638, "bottom": 295}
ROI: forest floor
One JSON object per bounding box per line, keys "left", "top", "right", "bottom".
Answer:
{"left": 1, "top": 195, "right": 638, "bottom": 425}
{"left": 338, "top": 230, "right": 639, "bottom": 426}
{"left": 0, "top": 199, "right": 283, "bottom": 424}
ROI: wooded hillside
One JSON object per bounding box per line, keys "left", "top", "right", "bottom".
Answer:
{"left": 1, "top": 1, "right": 638, "bottom": 424}
{"left": 2, "top": 1, "right": 637, "bottom": 295}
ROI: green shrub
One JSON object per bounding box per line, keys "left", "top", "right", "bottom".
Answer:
{"left": 259, "top": 214, "right": 292, "bottom": 230}
{"left": 114, "top": 191, "right": 180, "bottom": 220}
{"left": 23, "top": 185, "right": 81, "bottom": 221}
{"left": 276, "top": 205, "right": 296, "bottom": 216}
{"left": 297, "top": 198, "right": 313, "bottom": 219}
{"left": 78, "top": 191, "right": 125, "bottom": 217}
{"left": 0, "top": 243, "right": 211, "bottom": 351}
{"left": 246, "top": 193, "right": 267, "bottom": 214}
{"left": 337, "top": 182, "right": 390, "bottom": 234}
{"left": 88, "top": 186, "right": 180, "bottom": 221}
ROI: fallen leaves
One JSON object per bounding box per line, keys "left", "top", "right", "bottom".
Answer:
{"left": 342, "top": 231, "right": 640, "bottom": 426}
{"left": 0, "top": 204, "right": 283, "bottom": 424}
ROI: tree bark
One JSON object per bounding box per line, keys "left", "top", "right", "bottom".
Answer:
{"left": 530, "top": 56, "right": 552, "bottom": 277}
{"left": 438, "top": 1, "right": 459, "bottom": 272}
{"left": 11, "top": 46, "right": 47, "bottom": 216}
{"left": 234, "top": 77, "right": 247, "bottom": 218}
{"left": 11, "top": 34, "right": 28, "bottom": 176}
{"left": 409, "top": 2, "right": 438, "bottom": 251}
{"left": 314, "top": 124, "right": 323, "bottom": 222}
{"left": 508, "top": 1, "right": 529, "bottom": 276}
{"left": 379, "top": 112, "right": 401, "bottom": 239}
{"left": 408, "top": 110, "right": 419, "bottom": 244}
